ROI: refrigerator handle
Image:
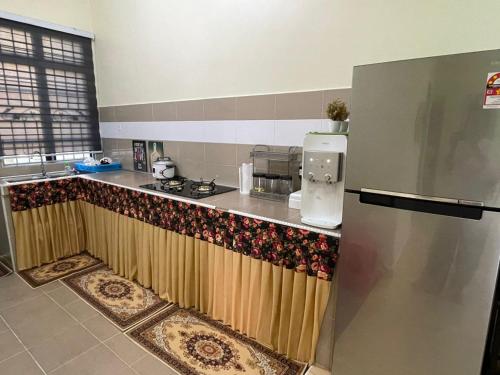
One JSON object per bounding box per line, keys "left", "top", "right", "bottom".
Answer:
{"left": 359, "top": 188, "right": 484, "bottom": 220}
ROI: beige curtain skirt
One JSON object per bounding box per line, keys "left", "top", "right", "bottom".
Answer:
{"left": 13, "top": 200, "right": 332, "bottom": 362}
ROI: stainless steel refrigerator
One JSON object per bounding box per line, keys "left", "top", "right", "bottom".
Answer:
{"left": 332, "top": 50, "right": 500, "bottom": 375}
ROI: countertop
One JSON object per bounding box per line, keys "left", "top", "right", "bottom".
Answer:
{"left": 82, "top": 171, "right": 341, "bottom": 237}
{"left": 3, "top": 170, "right": 341, "bottom": 237}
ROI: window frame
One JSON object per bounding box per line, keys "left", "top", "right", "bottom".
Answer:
{"left": 0, "top": 17, "right": 101, "bottom": 160}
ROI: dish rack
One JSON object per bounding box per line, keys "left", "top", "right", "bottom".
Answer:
{"left": 249, "top": 145, "right": 299, "bottom": 202}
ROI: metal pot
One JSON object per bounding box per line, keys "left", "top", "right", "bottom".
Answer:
{"left": 152, "top": 157, "right": 175, "bottom": 179}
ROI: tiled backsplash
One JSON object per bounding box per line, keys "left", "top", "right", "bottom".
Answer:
{"left": 102, "top": 139, "right": 301, "bottom": 187}
{"left": 100, "top": 88, "right": 349, "bottom": 187}
{"left": 99, "top": 89, "right": 351, "bottom": 122}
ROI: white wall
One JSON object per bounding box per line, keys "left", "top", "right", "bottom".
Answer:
{"left": 90, "top": 0, "right": 500, "bottom": 107}
{"left": 2, "top": 1, "right": 500, "bottom": 108}
{"left": 0, "top": 0, "right": 93, "bottom": 32}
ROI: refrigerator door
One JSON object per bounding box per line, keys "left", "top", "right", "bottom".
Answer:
{"left": 346, "top": 50, "right": 500, "bottom": 208}
{"left": 332, "top": 192, "right": 500, "bottom": 375}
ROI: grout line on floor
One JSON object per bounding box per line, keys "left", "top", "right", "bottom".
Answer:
{"left": 0, "top": 274, "right": 45, "bottom": 312}
{"left": 127, "top": 351, "right": 150, "bottom": 367}
{"left": 0, "top": 347, "right": 26, "bottom": 365}
{"left": 12, "top": 262, "right": 179, "bottom": 374}
{"left": 44, "top": 283, "right": 143, "bottom": 375}
{"left": 14, "top": 271, "right": 40, "bottom": 290}
{"left": 43, "top": 287, "right": 81, "bottom": 324}
{"left": 0, "top": 315, "right": 49, "bottom": 375}
{"left": 47, "top": 279, "right": 128, "bottom": 330}
{"left": 47, "top": 340, "right": 102, "bottom": 374}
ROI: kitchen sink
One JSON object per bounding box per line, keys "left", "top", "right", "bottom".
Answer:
{"left": 2, "top": 171, "right": 75, "bottom": 184}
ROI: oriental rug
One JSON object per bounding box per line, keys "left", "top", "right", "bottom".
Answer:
{"left": 63, "top": 264, "right": 169, "bottom": 330}
{"left": 128, "top": 306, "right": 307, "bottom": 375}
{"left": 18, "top": 251, "right": 101, "bottom": 287}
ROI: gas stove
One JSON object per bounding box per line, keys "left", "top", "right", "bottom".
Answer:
{"left": 140, "top": 177, "right": 236, "bottom": 199}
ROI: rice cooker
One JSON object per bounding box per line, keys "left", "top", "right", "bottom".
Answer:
{"left": 152, "top": 157, "right": 175, "bottom": 179}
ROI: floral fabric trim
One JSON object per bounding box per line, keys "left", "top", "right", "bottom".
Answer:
{"left": 8, "top": 178, "right": 80, "bottom": 212}
{"left": 10, "top": 178, "right": 339, "bottom": 281}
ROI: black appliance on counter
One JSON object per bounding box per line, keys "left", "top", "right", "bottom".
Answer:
{"left": 139, "top": 176, "right": 236, "bottom": 199}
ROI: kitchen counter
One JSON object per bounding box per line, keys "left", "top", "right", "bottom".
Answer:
{"left": 80, "top": 170, "right": 341, "bottom": 237}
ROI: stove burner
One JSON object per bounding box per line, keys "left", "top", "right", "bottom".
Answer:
{"left": 139, "top": 178, "right": 236, "bottom": 200}
{"left": 190, "top": 179, "right": 216, "bottom": 195}
{"left": 160, "top": 177, "right": 186, "bottom": 191}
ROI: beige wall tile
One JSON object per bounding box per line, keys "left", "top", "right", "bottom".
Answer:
{"left": 204, "top": 163, "right": 238, "bottom": 187}
{"left": 176, "top": 100, "right": 204, "bottom": 121}
{"left": 203, "top": 98, "right": 236, "bottom": 120}
{"left": 101, "top": 138, "right": 115, "bottom": 157}
{"left": 205, "top": 143, "right": 237, "bottom": 166}
{"left": 322, "top": 88, "right": 352, "bottom": 118}
{"left": 276, "top": 91, "right": 323, "bottom": 119}
{"left": 100, "top": 88, "right": 349, "bottom": 123}
{"left": 114, "top": 104, "right": 153, "bottom": 122}
{"left": 99, "top": 107, "right": 116, "bottom": 122}
{"left": 236, "top": 95, "right": 275, "bottom": 120}
{"left": 115, "top": 138, "right": 132, "bottom": 150}
{"left": 112, "top": 139, "right": 133, "bottom": 170}
{"left": 163, "top": 141, "right": 181, "bottom": 162}
{"left": 152, "top": 102, "right": 177, "bottom": 121}
{"left": 178, "top": 141, "right": 205, "bottom": 162}
{"left": 176, "top": 159, "right": 205, "bottom": 180}
{"left": 236, "top": 144, "right": 254, "bottom": 164}
{"left": 119, "top": 152, "right": 134, "bottom": 171}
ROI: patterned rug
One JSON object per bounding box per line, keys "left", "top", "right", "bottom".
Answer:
{"left": 128, "top": 306, "right": 306, "bottom": 375}
{"left": 18, "top": 252, "right": 101, "bottom": 287}
{"left": 63, "top": 264, "right": 170, "bottom": 330}
{"left": 0, "top": 261, "right": 11, "bottom": 278}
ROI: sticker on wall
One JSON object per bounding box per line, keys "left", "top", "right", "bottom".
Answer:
{"left": 132, "top": 140, "right": 147, "bottom": 171}
{"left": 147, "top": 141, "right": 164, "bottom": 172}
{"left": 483, "top": 72, "right": 500, "bottom": 109}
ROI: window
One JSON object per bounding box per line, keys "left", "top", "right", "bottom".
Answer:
{"left": 0, "top": 18, "right": 100, "bottom": 159}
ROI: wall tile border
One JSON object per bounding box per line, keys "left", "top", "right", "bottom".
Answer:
{"left": 99, "top": 88, "right": 351, "bottom": 122}
{"left": 100, "top": 119, "right": 330, "bottom": 147}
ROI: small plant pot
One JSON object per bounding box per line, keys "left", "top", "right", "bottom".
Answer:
{"left": 328, "top": 120, "right": 349, "bottom": 133}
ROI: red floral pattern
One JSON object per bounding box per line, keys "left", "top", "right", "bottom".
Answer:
{"left": 8, "top": 178, "right": 80, "bottom": 211}
{"left": 9, "top": 178, "right": 339, "bottom": 280}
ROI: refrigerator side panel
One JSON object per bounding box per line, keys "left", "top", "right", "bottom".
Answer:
{"left": 346, "top": 50, "right": 500, "bottom": 207}
{"left": 332, "top": 192, "right": 500, "bottom": 375}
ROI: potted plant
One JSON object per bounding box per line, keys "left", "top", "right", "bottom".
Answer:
{"left": 326, "top": 99, "right": 349, "bottom": 133}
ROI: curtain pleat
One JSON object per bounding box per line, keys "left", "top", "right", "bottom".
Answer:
{"left": 12, "top": 201, "right": 85, "bottom": 270}
{"left": 78, "top": 201, "right": 331, "bottom": 362}
{"left": 12, "top": 200, "right": 332, "bottom": 362}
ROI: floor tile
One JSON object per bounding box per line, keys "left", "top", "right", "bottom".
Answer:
{"left": 29, "top": 324, "right": 99, "bottom": 372}
{"left": 0, "top": 352, "right": 44, "bottom": 375}
{"left": 50, "top": 344, "right": 136, "bottom": 375}
{"left": 11, "top": 307, "right": 78, "bottom": 348}
{"left": 64, "top": 300, "right": 99, "bottom": 322}
{"left": 47, "top": 286, "right": 78, "bottom": 306}
{"left": 82, "top": 315, "right": 120, "bottom": 341}
{"left": 0, "top": 318, "right": 8, "bottom": 333}
{"left": 0, "top": 330, "right": 25, "bottom": 362}
{"left": 105, "top": 334, "right": 147, "bottom": 365}
{"left": 39, "top": 280, "right": 63, "bottom": 293}
{"left": 2, "top": 295, "right": 58, "bottom": 328}
{"left": 306, "top": 365, "right": 331, "bottom": 375}
{"left": 0, "top": 275, "right": 41, "bottom": 312}
{"left": 132, "top": 353, "right": 178, "bottom": 375}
